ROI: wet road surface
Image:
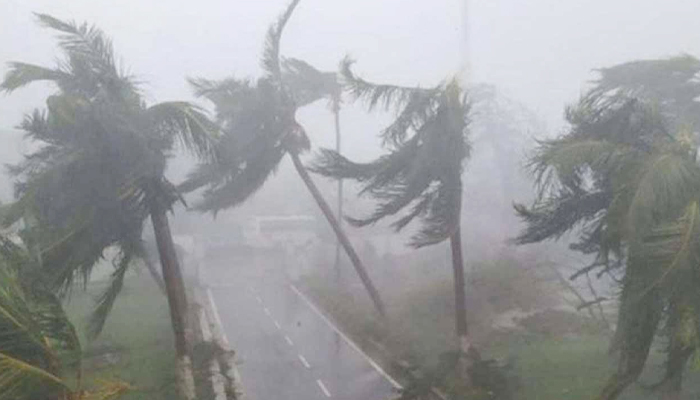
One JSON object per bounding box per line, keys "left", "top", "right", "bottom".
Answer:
{"left": 203, "top": 252, "right": 399, "bottom": 400}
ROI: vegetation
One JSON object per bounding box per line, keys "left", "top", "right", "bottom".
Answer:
{"left": 516, "top": 55, "right": 700, "bottom": 400}
{"left": 311, "top": 60, "right": 481, "bottom": 378}
{"left": 0, "top": 236, "right": 128, "bottom": 400}
{"left": 0, "top": 14, "right": 218, "bottom": 398}
{"left": 180, "top": 0, "right": 387, "bottom": 316}
{"left": 2, "top": 5, "right": 700, "bottom": 400}
{"left": 64, "top": 275, "right": 181, "bottom": 400}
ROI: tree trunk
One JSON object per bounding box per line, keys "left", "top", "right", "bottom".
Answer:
{"left": 140, "top": 244, "right": 167, "bottom": 295}
{"left": 290, "top": 151, "right": 387, "bottom": 317}
{"left": 333, "top": 102, "right": 343, "bottom": 282}
{"left": 449, "top": 226, "right": 479, "bottom": 360}
{"left": 149, "top": 202, "right": 189, "bottom": 357}
{"left": 150, "top": 202, "right": 196, "bottom": 399}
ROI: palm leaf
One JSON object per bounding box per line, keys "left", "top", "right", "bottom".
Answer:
{"left": 261, "top": 0, "right": 303, "bottom": 81}
{"left": 340, "top": 57, "right": 436, "bottom": 113}
{"left": 282, "top": 57, "right": 340, "bottom": 107}
{"left": 1, "top": 63, "right": 70, "bottom": 93}
{"left": 145, "top": 101, "right": 219, "bottom": 161}
{"left": 0, "top": 259, "right": 78, "bottom": 399}
{"left": 0, "top": 352, "right": 70, "bottom": 400}
{"left": 87, "top": 242, "right": 134, "bottom": 339}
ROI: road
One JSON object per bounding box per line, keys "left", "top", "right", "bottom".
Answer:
{"left": 202, "top": 250, "right": 399, "bottom": 400}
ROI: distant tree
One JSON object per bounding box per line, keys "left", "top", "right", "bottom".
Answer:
{"left": 181, "top": 0, "right": 387, "bottom": 316}
{"left": 312, "top": 60, "right": 480, "bottom": 368}
{"left": 0, "top": 236, "right": 127, "bottom": 400}
{"left": 516, "top": 55, "right": 700, "bottom": 400}
{"left": 0, "top": 14, "right": 217, "bottom": 395}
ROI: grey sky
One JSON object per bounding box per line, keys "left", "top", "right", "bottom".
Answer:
{"left": 4, "top": 0, "right": 698, "bottom": 126}
{"left": 1, "top": 0, "right": 699, "bottom": 191}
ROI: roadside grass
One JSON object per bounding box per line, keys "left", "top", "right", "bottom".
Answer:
{"left": 64, "top": 273, "right": 181, "bottom": 400}
{"left": 300, "top": 270, "right": 700, "bottom": 400}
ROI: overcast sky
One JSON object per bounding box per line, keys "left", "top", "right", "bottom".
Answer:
{"left": 4, "top": 0, "right": 699, "bottom": 125}
{"left": 1, "top": 0, "right": 699, "bottom": 195}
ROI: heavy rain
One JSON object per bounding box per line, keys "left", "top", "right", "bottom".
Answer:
{"left": 2, "top": 1, "right": 700, "bottom": 400}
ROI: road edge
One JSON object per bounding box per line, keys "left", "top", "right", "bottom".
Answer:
{"left": 288, "top": 282, "right": 403, "bottom": 389}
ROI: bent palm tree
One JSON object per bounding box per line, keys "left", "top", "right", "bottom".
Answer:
{"left": 182, "top": 0, "right": 386, "bottom": 316}
{"left": 516, "top": 56, "right": 700, "bottom": 400}
{"left": 1, "top": 15, "right": 217, "bottom": 395}
{"left": 312, "top": 60, "right": 478, "bottom": 362}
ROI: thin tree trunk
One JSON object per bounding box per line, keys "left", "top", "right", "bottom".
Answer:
{"left": 140, "top": 244, "right": 167, "bottom": 295}
{"left": 449, "top": 226, "right": 479, "bottom": 360}
{"left": 150, "top": 202, "right": 189, "bottom": 356}
{"left": 333, "top": 102, "right": 343, "bottom": 282}
{"left": 149, "top": 201, "right": 195, "bottom": 399}
{"left": 290, "top": 151, "right": 387, "bottom": 317}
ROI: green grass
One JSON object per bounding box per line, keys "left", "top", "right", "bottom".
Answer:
{"left": 301, "top": 273, "right": 700, "bottom": 400}
{"left": 64, "top": 274, "right": 181, "bottom": 400}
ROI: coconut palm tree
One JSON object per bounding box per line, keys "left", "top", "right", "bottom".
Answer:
{"left": 312, "top": 60, "right": 479, "bottom": 364}
{"left": 0, "top": 235, "right": 128, "bottom": 400}
{"left": 515, "top": 56, "right": 700, "bottom": 400}
{"left": 181, "top": 0, "right": 387, "bottom": 316}
{"left": 1, "top": 14, "right": 217, "bottom": 394}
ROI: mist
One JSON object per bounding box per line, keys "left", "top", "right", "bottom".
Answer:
{"left": 2, "top": 1, "right": 700, "bottom": 400}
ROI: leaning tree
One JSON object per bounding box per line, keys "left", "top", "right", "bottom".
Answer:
{"left": 1, "top": 14, "right": 217, "bottom": 395}
{"left": 181, "top": 0, "right": 386, "bottom": 316}
{"left": 516, "top": 56, "right": 700, "bottom": 400}
{"left": 312, "top": 60, "right": 480, "bottom": 365}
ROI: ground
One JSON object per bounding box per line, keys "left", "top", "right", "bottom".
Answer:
{"left": 64, "top": 274, "right": 181, "bottom": 400}
{"left": 301, "top": 265, "right": 700, "bottom": 400}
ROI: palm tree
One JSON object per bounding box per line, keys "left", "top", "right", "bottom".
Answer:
{"left": 1, "top": 14, "right": 217, "bottom": 395}
{"left": 515, "top": 56, "right": 700, "bottom": 400}
{"left": 312, "top": 60, "right": 479, "bottom": 364}
{"left": 181, "top": 0, "right": 387, "bottom": 316}
{"left": 0, "top": 236, "right": 128, "bottom": 400}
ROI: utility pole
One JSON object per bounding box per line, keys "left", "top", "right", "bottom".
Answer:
{"left": 332, "top": 97, "right": 343, "bottom": 283}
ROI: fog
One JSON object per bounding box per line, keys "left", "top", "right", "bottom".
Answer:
{"left": 2, "top": 1, "right": 700, "bottom": 399}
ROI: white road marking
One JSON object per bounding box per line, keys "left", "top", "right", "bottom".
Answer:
{"left": 255, "top": 296, "right": 262, "bottom": 304}
{"left": 274, "top": 320, "right": 281, "bottom": 330}
{"left": 316, "top": 379, "right": 332, "bottom": 397}
{"left": 289, "top": 284, "right": 403, "bottom": 389}
{"left": 284, "top": 335, "right": 294, "bottom": 346}
{"left": 263, "top": 307, "right": 271, "bottom": 316}
{"left": 298, "top": 354, "right": 311, "bottom": 369}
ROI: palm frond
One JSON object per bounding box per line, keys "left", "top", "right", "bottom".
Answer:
{"left": 0, "top": 257, "right": 79, "bottom": 400}
{"left": 626, "top": 153, "right": 700, "bottom": 238}
{"left": 0, "top": 353, "right": 70, "bottom": 400}
{"left": 87, "top": 242, "right": 134, "bottom": 339}
{"left": 35, "top": 13, "right": 119, "bottom": 77}
{"left": 340, "top": 57, "right": 436, "bottom": 112}
{"left": 145, "top": 101, "right": 219, "bottom": 161}
{"left": 193, "top": 145, "right": 285, "bottom": 213}
{"left": 282, "top": 57, "right": 340, "bottom": 107}
{"left": 1, "top": 63, "right": 70, "bottom": 93}
{"left": 261, "top": 0, "right": 303, "bottom": 81}
{"left": 312, "top": 82, "right": 470, "bottom": 247}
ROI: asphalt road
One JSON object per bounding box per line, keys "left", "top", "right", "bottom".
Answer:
{"left": 204, "top": 251, "right": 399, "bottom": 400}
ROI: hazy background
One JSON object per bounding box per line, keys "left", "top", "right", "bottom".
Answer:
{"left": 2, "top": 0, "right": 699, "bottom": 255}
